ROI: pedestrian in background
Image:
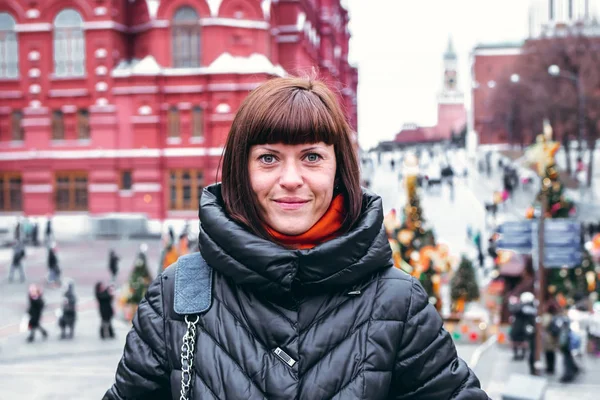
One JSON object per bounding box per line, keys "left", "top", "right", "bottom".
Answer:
{"left": 108, "top": 249, "right": 119, "bottom": 282}
{"left": 588, "top": 302, "right": 600, "bottom": 355}
{"left": 26, "top": 284, "right": 48, "bottom": 343}
{"left": 32, "top": 220, "right": 39, "bottom": 246}
{"left": 45, "top": 218, "right": 53, "bottom": 247}
{"left": 95, "top": 281, "right": 115, "bottom": 339}
{"left": 160, "top": 241, "right": 179, "bottom": 272}
{"left": 544, "top": 299, "right": 580, "bottom": 382}
{"left": 105, "top": 76, "right": 488, "bottom": 399}
{"left": 58, "top": 280, "right": 77, "bottom": 339}
{"left": 14, "top": 219, "right": 21, "bottom": 243}
{"left": 168, "top": 225, "right": 175, "bottom": 244}
{"left": 508, "top": 292, "right": 537, "bottom": 374}
{"left": 177, "top": 233, "right": 189, "bottom": 257}
{"left": 473, "top": 230, "right": 485, "bottom": 269}
{"left": 47, "top": 244, "right": 61, "bottom": 285}
{"left": 8, "top": 241, "right": 26, "bottom": 283}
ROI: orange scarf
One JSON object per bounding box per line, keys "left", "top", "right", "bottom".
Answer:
{"left": 265, "top": 194, "right": 346, "bottom": 249}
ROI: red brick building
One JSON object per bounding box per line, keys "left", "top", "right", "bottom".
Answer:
{"left": 470, "top": 42, "right": 522, "bottom": 145}
{"left": 394, "top": 38, "right": 467, "bottom": 146}
{"left": 471, "top": 0, "right": 600, "bottom": 145}
{"left": 0, "top": 0, "right": 358, "bottom": 220}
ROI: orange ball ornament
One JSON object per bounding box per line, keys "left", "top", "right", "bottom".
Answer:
{"left": 592, "top": 233, "right": 600, "bottom": 250}
{"left": 525, "top": 206, "right": 535, "bottom": 219}
{"left": 498, "top": 332, "right": 506, "bottom": 344}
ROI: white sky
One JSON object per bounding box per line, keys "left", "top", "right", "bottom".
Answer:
{"left": 347, "top": 0, "right": 532, "bottom": 150}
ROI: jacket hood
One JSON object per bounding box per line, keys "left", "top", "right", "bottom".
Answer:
{"left": 198, "top": 184, "right": 392, "bottom": 297}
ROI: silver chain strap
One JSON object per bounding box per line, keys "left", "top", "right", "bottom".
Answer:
{"left": 180, "top": 314, "right": 200, "bottom": 400}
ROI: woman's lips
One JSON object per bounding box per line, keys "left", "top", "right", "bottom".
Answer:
{"left": 273, "top": 199, "right": 309, "bottom": 211}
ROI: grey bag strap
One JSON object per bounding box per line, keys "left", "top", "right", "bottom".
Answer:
{"left": 174, "top": 253, "right": 213, "bottom": 400}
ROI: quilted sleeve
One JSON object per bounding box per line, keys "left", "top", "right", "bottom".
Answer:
{"left": 103, "top": 276, "right": 171, "bottom": 399}
{"left": 391, "top": 278, "right": 489, "bottom": 399}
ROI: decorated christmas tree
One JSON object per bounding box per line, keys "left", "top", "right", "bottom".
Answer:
{"left": 524, "top": 121, "right": 595, "bottom": 303}
{"left": 396, "top": 154, "right": 436, "bottom": 270}
{"left": 385, "top": 153, "right": 453, "bottom": 312}
{"left": 450, "top": 256, "right": 480, "bottom": 313}
{"left": 126, "top": 245, "right": 152, "bottom": 305}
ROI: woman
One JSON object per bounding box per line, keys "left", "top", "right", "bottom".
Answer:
{"left": 26, "top": 284, "right": 48, "bottom": 343}
{"left": 105, "top": 77, "right": 487, "bottom": 399}
{"left": 58, "top": 280, "right": 77, "bottom": 339}
{"left": 96, "top": 281, "right": 115, "bottom": 339}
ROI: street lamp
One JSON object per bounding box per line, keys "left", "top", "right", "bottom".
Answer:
{"left": 507, "top": 74, "right": 521, "bottom": 146}
{"left": 547, "top": 64, "right": 560, "bottom": 77}
{"left": 547, "top": 64, "right": 586, "bottom": 167}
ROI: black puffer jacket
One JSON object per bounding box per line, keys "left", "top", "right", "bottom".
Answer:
{"left": 105, "top": 185, "right": 488, "bottom": 399}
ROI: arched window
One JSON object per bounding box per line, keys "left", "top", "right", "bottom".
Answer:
{"left": 53, "top": 9, "right": 85, "bottom": 77}
{"left": 172, "top": 7, "right": 200, "bottom": 68}
{"left": 0, "top": 13, "right": 18, "bottom": 78}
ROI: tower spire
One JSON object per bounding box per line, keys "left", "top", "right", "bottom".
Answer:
{"left": 439, "top": 34, "right": 462, "bottom": 103}
{"left": 444, "top": 35, "right": 457, "bottom": 60}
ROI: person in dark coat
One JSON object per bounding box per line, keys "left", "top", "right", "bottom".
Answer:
{"left": 47, "top": 245, "right": 61, "bottom": 285}
{"left": 58, "top": 280, "right": 77, "bottom": 339}
{"left": 473, "top": 230, "right": 485, "bottom": 269}
{"left": 32, "top": 221, "right": 39, "bottom": 246}
{"left": 105, "top": 77, "right": 488, "bottom": 399}
{"left": 108, "top": 250, "right": 119, "bottom": 282}
{"left": 95, "top": 281, "right": 115, "bottom": 339}
{"left": 503, "top": 167, "right": 514, "bottom": 199}
{"left": 26, "top": 284, "right": 48, "bottom": 342}
{"left": 8, "top": 241, "right": 26, "bottom": 283}
{"left": 168, "top": 225, "right": 175, "bottom": 244}
{"left": 14, "top": 220, "right": 21, "bottom": 242}
{"left": 45, "top": 218, "right": 53, "bottom": 247}
{"left": 508, "top": 292, "right": 536, "bottom": 368}
{"left": 545, "top": 300, "right": 580, "bottom": 382}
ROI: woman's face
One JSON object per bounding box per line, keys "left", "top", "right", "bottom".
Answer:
{"left": 249, "top": 142, "right": 337, "bottom": 235}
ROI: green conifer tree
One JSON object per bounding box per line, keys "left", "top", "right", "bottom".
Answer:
{"left": 450, "top": 256, "right": 480, "bottom": 305}
{"left": 126, "top": 251, "right": 152, "bottom": 305}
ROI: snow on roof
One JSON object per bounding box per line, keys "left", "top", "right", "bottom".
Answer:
{"left": 112, "top": 53, "right": 286, "bottom": 77}
{"left": 261, "top": 0, "right": 272, "bottom": 20}
{"left": 146, "top": 0, "right": 271, "bottom": 19}
{"left": 209, "top": 52, "right": 286, "bottom": 75}
{"left": 206, "top": 0, "right": 224, "bottom": 17}
{"left": 145, "top": 0, "right": 160, "bottom": 19}
{"left": 132, "top": 55, "right": 162, "bottom": 74}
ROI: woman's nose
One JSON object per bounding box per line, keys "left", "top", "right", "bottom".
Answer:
{"left": 279, "top": 162, "right": 303, "bottom": 188}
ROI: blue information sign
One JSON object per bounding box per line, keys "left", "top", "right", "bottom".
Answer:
{"left": 541, "top": 219, "right": 582, "bottom": 268}
{"left": 543, "top": 249, "right": 582, "bottom": 267}
{"left": 497, "top": 221, "right": 534, "bottom": 235}
{"left": 497, "top": 221, "right": 534, "bottom": 253}
{"left": 497, "top": 219, "right": 582, "bottom": 267}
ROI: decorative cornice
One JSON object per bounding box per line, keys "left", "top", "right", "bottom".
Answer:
{"left": 83, "top": 21, "right": 128, "bottom": 32}
{"left": 15, "top": 23, "right": 51, "bottom": 32}
{"left": 0, "top": 147, "right": 225, "bottom": 161}
{"left": 48, "top": 89, "right": 89, "bottom": 98}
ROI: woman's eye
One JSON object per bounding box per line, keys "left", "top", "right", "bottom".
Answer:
{"left": 260, "top": 154, "right": 276, "bottom": 164}
{"left": 305, "top": 153, "right": 322, "bottom": 162}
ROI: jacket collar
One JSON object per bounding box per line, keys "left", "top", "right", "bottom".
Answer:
{"left": 197, "top": 184, "right": 392, "bottom": 297}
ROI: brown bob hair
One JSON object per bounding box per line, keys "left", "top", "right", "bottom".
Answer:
{"left": 220, "top": 76, "right": 362, "bottom": 240}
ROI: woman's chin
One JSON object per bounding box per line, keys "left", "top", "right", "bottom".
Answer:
{"left": 268, "top": 219, "right": 311, "bottom": 236}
